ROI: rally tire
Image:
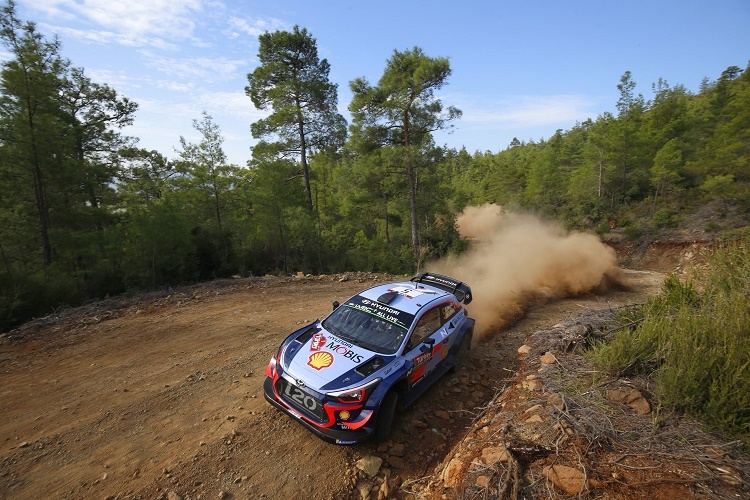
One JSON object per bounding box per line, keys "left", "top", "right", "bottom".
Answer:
{"left": 374, "top": 392, "right": 399, "bottom": 443}
{"left": 451, "top": 333, "right": 471, "bottom": 373}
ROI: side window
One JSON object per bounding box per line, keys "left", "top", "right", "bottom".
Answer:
{"left": 408, "top": 308, "right": 441, "bottom": 349}
{"left": 441, "top": 302, "right": 460, "bottom": 323}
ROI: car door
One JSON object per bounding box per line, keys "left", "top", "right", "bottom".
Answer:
{"left": 404, "top": 303, "right": 457, "bottom": 385}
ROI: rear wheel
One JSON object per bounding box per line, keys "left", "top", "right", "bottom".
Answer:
{"left": 451, "top": 333, "right": 471, "bottom": 373}
{"left": 374, "top": 392, "right": 398, "bottom": 442}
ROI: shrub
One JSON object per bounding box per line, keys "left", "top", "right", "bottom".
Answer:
{"left": 653, "top": 208, "right": 677, "bottom": 228}
{"left": 624, "top": 224, "right": 641, "bottom": 240}
{"left": 587, "top": 240, "right": 750, "bottom": 443}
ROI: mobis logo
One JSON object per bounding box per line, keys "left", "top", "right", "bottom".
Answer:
{"left": 326, "top": 342, "right": 364, "bottom": 364}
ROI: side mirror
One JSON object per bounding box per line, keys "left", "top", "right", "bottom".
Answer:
{"left": 419, "top": 337, "right": 435, "bottom": 352}
{"left": 332, "top": 301, "right": 340, "bottom": 311}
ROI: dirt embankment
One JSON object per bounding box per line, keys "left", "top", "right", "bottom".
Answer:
{"left": 416, "top": 291, "right": 749, "bottom": 499}
{"left": 0, "top": 235, "right": 747, "bottom": 499}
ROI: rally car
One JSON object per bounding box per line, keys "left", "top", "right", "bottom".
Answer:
{"left": 263, "top": 272, "right": 475, "bottom": 445}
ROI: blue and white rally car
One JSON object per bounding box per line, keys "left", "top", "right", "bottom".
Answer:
{"left": 263, "top": 273, "right": 475, "bottom": 445}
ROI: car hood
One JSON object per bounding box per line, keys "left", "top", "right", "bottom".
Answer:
{"left": 284, "top": 328, "right": 382, "bottom": 392}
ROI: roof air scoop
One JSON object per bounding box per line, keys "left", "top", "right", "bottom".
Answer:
{"left": 377, "top": 291, "right": 399, "bottom": 304}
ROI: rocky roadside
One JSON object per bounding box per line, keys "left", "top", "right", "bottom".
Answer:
{"left": 390, "top": 312, "right": 750, "bottom": 499}
{"left": 341, "top": 369, "right": 504, "bottom": 500}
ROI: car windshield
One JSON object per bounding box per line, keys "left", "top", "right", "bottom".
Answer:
{"left": 322, "top": 299, "right": 413, "bottom": 355}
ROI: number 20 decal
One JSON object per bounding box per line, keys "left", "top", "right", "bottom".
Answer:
{"left": 283, "top": 382, "right": 317, "bottom": 411}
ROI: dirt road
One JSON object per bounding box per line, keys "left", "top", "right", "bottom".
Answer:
{"left": 0, "top": 269, "right": 664, "bottom": 499}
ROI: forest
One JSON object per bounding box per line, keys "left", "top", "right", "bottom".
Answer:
{"left": 1, "top": 1, "right": 749, "bottom": 331}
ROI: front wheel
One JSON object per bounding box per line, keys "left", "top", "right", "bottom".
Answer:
{"left": 374, "top": 391, "right": 398, "bottom": 442}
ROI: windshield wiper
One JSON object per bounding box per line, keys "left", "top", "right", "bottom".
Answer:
{"left": 321, "top": 319, "right": 339, "bottom": 337}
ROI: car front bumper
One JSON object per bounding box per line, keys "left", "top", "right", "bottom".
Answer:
{"left": 263, "top": 377, "right": 374, "bottom": 445}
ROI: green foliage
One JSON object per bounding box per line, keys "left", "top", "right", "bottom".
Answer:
{"left": 701, "top": 174, "right": 735, "bottom": 206}
{"left": 652, "top": 208, "right": 677, "bottom": 228}
{"left": 2, "top": 6, "right": 750, "bottom": 335}
{"left": 246, "top": 25, "right": 346, "bottom": 210}
{"left": 349, "top": 46, "right": 461, "bottom": 264}
{"left": 587, "top": 243, "right": 750, "bottom": 443}
{"left": 445, "top": 64, "right": 750, "bottom": 231}
{"left": 175, "top": 112, "right": 240, "bottom": 231}
{"left": 0, "top": 2, "right": 138, "bottom": 328}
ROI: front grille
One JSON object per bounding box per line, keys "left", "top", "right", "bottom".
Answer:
{"left": 275, "top": 377, "right": 327, "bottom": 422}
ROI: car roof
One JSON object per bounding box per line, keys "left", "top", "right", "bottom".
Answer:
{"left": 356, "top": 281, "right": 454, "bottom": 316}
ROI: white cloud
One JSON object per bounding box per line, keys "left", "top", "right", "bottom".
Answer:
{"left": 227, "top": 16, "right": 288, "bottom": 38}
{"left": 198, "top": 91, "right": 268, "bottom": 121}
{"left": 84, "top": 0, "right": 202, "bottom": 36}
{"left": 44, "top": 24, "right": 178, "bottom": 50}
{"left": 154, "top": 80, "right": 196, "bottom": 93}
{"left": 29, "top": 0, "right": 202, "bottom": 36}
{"left": 458, "top": 95, "right": 596, "bottom": 129}
{"left": 85, "top": 68, "right": 143, "bottom": 90}
{"left": 139, "top": 51, "right": 248, "bottom": 81}
{"left": 17, "top": 0, "right": 77, "bottom": 21}
{"left": 124, "top": 93, "right": 260, "bottom": 165}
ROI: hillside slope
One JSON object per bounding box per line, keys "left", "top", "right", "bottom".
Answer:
{"left": 2, "top": 237, "right": 749, "bottom": 498}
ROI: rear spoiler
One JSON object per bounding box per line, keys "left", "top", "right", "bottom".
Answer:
{"left": 410, "top": 272, "right": 473, "bottom": 305}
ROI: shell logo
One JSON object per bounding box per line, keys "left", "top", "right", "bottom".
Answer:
{"left": 339, "top": 410, "right": 350, "bottom": 421}
{"left": 307, "top": 351, "right": 334, "bottom": 370}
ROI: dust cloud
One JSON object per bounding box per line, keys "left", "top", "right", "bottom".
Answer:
{"left": 428, "top": 204, "right": 625, "bottom": 340}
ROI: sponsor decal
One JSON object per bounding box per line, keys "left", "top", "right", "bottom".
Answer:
{"left": 336, "top": 439, "right": 358, "bottom": 444}
{"left": 432, "top": 341, "right": 443, "bottom": 355}
{"left": 387, "top": 285, "right": 425, "bottom": 299}
{"left": 326, "top": 341, "right": 364, "bottom": 364}
{"left": 327, "top": 334, "right": 354, "bottom": 349}
{"left": 282, "top": 380, "right": 320, "bottom": 413}
{"left": 339, "top": 410, "right": 351, "bottom": 421}
{"left": 413, "top": 351, "right": 432, "bottom": 369}
{"left": 346, "top": 296, "right": 415, "bottom": 330}
{"left": 427, "top": 275, "right": 459, "bottom": 288}
{"left": 307, "top": 351, "right": 334, "bottom": 370}
{"left": 310, "top": 333, "right": 326, "bottom": 351}
{"left": 409, "top": 365, "right": 427, "bottom": 384}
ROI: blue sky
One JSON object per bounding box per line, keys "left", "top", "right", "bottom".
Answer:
{"left": 8, "top": 0, "right": 750, "bottom": 166}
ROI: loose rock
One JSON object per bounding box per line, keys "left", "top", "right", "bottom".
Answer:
{"left": 544, "top": 465, "right": 587, "bottom": 495}
{"left": 475, "top": 475, "right": 490, "bottom": 488}
{"left": 481, "top": 446, "right": 509, "bottom": 464}
{"left": 441, "top": 456, "right": 467, "bottom": 488}
{"left": 541, "top": 351, "right": 557, "bottom": 364}
{"left": 389, "top": 443, "right": 406, "bottom": 457}
{"left": 355, "top": 456, "right": 383, "bottom": 478}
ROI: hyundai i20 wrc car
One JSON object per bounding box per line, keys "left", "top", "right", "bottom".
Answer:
{"left": 263, "top": 272, "right": 475, "bottom": 445}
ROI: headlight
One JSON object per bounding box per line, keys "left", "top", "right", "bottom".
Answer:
{"left": 265, "top": 356, "right": 277, "bottom": 378}
{"left": 327, "top": 378, "right": 381, "bottom": 404}
{"left": 265, "top": 344, "right": 286, "bottom": 378}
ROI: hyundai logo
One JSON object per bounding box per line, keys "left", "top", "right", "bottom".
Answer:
{"left": 295, "top": 379, "right": 306, "bottom": 388}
